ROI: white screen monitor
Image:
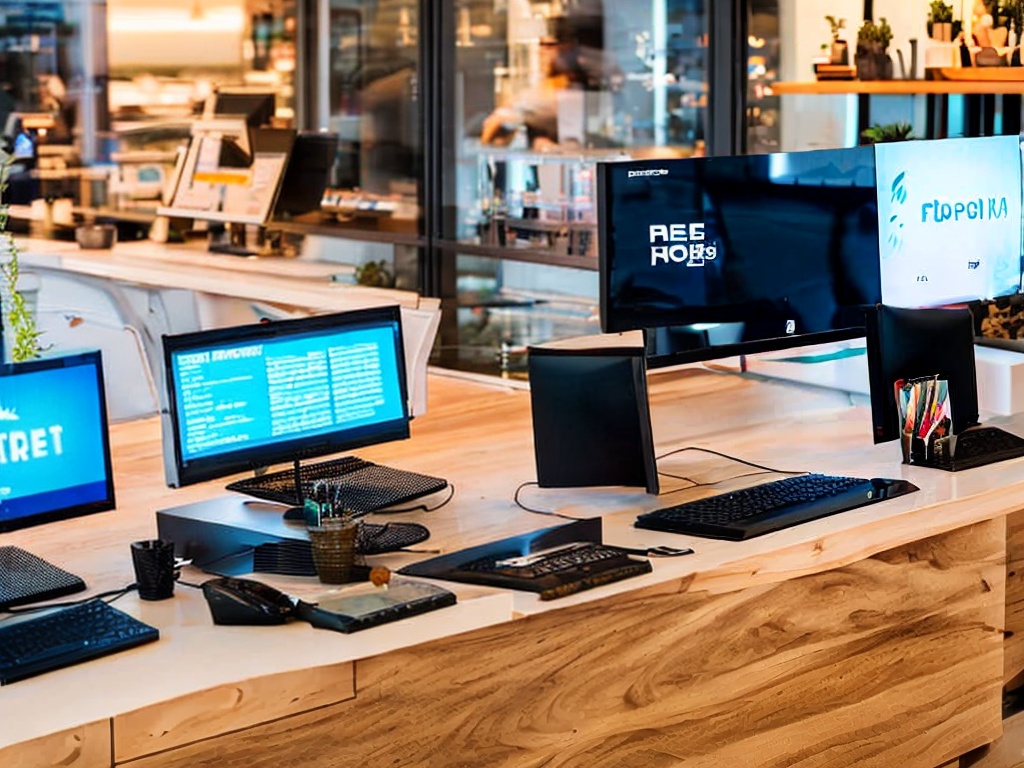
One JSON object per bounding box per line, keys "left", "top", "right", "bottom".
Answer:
{"left": 875, "top": 135, "right": 1023, "bottom": 308}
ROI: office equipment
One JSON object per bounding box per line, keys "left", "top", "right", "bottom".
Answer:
{"left": 0, "top": 546, "right": 86, "bottom": 609}
{"left": 202, "top": 576, "right": 296, "bottom": 625}
{"left": 528, "top": 335, "right": 658, "bottom": 494}
{"left": 0, "top": 350, "right": 115, "bottom": 533}
{"left": 296, "top": 579, "right": 456, "bottom": 633}
{"left": 874, "top": 135, "right": 1023, "bottom": 308}
{"left": 597, "top": 146, "right": 882, "bottom": 366}
{"left": 635, "top": 473, "right": 917, "bottom": 541}
{"left": 400, "top": 518, "right": 652, "bottom": 600}
{"left": 213, "top": 91, "right": 276, "bottom": 128}
{"left": 156, "top": 495, "right": 430, "bottom": 575}
{"left": 0, "top": 599, "right": 159, "bottom": 685}
{"left": 866, "top": 304, "right": 1024, "bottom": 470}
{"left": 161, "top": 306, "right": 417, "bottom": 489}
{"left": 275, "top": 132, "right": 340, "bottom": 217}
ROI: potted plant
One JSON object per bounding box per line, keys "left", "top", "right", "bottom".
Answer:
{"left": 861, "top": 122, "right": 915, "bottom": 144}
{"left": 856, "top": 19, "right": 895, "bottom": 80}
{"left": 0, "top": 153, "right": 44, "bottom": 362}
{"left": 929, "top": 0, "right": 955, "bottom": 41}
{"left": 825, "top": 15, "right": 849, "bottom": 64}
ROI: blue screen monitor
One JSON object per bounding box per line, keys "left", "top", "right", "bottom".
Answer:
{"left": 0, "top": 351, "right": 116, "bottom": 533}
{"left": 161, "top": 306, "right": 410, "bottom": 487}
{"left": 598, "top": 146, "right": 883, "bottom": 365}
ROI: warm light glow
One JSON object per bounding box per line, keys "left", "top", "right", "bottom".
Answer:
{"left": 748, "top": 35, "right": 766, "bottom": 49}
{"left": 109, "top": 8, "right": 245, "bottom": 34}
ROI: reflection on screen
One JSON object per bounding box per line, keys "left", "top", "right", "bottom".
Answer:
{"left": 0, "top": 355, "right": 112, "bottom": 530}
{"left": 875, "top": 135, "right": 1023, "bottom": 308}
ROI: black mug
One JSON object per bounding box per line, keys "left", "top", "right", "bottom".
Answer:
{"left": 130, "top": 539, "right": 177, "bottom": 600}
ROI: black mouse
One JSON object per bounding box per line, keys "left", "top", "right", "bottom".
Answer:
{"left": 202, "top": 576, "right": 296, "bottom": 626}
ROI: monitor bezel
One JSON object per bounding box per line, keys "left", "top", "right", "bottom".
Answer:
{"left": 162, "top": 306, "right": 411, "bottom": 488}
{"left": 0, "top": 350, "right": 116, "bottom": 533}
{"left": 597, "top": 154, "right": 880, "bottom": 367}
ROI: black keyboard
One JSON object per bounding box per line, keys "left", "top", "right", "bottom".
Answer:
{"left": 0, "top": 600, "right": 159, "bottom": 685}
{"left": 636, "top": 474, "right": 918, "bottom": 541}
{"left": 932, "top": 426, "right": 1024, "bottom": 471}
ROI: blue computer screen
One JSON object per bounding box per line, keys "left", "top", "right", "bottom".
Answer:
{"left": 163, "top": 307, "right": 409, "bottom": 486}
{"left": 0, "top": 352, "right": 114, "bottom": 531}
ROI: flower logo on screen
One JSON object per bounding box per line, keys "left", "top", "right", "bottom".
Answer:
{"left": 887, "top": 170, "right": 908, "bottom": 254}
{"left": 0, "top": 404, "right": 17, "bottom": 421}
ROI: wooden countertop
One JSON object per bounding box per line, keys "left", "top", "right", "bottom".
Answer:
{"left": 4, "top": 365, "right": 1024, "bottom": 753}
{"left": 773, "top": 79, "right": 1024, "bottom": 95}
{"left": 14, "top": 237, "right": 422, "bottom": 312}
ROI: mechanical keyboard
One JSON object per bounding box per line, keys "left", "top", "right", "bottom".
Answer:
{"left": 931, "top": 426, "right": 1024, "bottom": 471}
{"left": 0, "top": 600, "right": 159, "bottom": 685}
{"left": 635, "top": 473, "right": 919, "bottom": 541}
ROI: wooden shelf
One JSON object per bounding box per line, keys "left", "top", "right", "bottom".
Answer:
{"left": 773, "top": 79, "right": 1024, "bottom": 95}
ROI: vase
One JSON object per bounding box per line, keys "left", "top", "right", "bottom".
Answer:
{"left": 856, "top": 50, "right": 878, "bottom": 80}
{"left": 933, "top": 22, "right": 953, "bottom": 42}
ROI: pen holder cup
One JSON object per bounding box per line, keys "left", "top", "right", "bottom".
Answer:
{"left": 308, "top": 520, "right": 359, "bottom": 584}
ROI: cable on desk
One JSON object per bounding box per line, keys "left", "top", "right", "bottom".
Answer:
{"left": 656, "top": 445, "right": 806, "bottom": 476}
{"left": 376, "top": 483, "right": 456, "bottom": 514}
{"left": 513, "top": 481, "right": 585, "bottom": 520}
{"left": 0, "top": 584, "right": 137, "bottom": 624}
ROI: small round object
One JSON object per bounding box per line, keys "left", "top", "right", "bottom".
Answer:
{"left": 369, "top": 566, "right": 391, "bottom": 587}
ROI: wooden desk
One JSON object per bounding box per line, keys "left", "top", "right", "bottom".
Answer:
{"left": 1, "top": 368, "right": 1022, "bottom": 767}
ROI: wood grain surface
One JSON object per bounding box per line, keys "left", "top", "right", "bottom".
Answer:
{"left": 122, "top": 519, "right": 1005, "bottom": 768}
{"left": 0, "top": 721, "right": 109, "bottom": 768}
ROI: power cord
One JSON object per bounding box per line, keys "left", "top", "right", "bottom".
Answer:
{"left": 0, "top": 584, "right": 137, "bottom": 624}
{"left": 656, "top": 446, "right": 805, "bottom": 476}
{"left": 513, "top": 481, "right": 586, "bottom": 520}
{"left": 376, "top": 483, "right": 456, "bottom": 514}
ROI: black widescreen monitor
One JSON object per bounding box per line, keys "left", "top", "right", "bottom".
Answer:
{"left": 214, "top": 91, "right": 276, "bottom": 128}
{"left": 865, "top": 304, "right": 980, "bottom": 444}
{"left": 0, "top": 351, "right": 115, "bottom": 532}
{"left": 161, "top": 307, "right": 410, "bottom": 487}
{"left": 598, "top": 146, "right": 882, "bottom": 365}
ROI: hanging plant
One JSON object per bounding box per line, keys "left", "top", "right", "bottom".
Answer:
{"left": 0, "top": 153, "right": 45, "bottom": 361}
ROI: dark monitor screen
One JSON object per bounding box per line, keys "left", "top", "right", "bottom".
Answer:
{"left": 0, "top": 351, "right": 115, "bottom": 532}
{"left": 598, "top": 146, "right": 882, "bottom": 364}
{"left": 865, "top": 304, "right": 979, "bottom": 444}
{"left": 875, "top": 135, "right": 1023, "bottom": 307}
{"left": 275, "top": 132, "right": 340, "bottom": 217}
{"left": 161, "top": 307, "right": 410, "bottom": 487}
{"left": 213, "top": 92, "right": 276, "bottom": 128}
{"left": 528, "top": 344, "right": 658, "bottom": 494}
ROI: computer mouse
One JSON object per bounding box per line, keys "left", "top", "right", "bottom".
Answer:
{"left": 202, "top": 576, "right": 296, "bottom": 626}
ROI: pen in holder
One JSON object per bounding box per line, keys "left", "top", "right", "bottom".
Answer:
{"left": 894, "top": 375, "right": 953, "bottom": 466}
{"left": 305, "top": 480, "right": 362, "bottom": 584}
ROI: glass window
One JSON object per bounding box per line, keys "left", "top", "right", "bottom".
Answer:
{"left": 443, "top": 0, "right": 708, "bottom": 373}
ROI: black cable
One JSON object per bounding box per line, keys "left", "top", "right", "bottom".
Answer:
{"left": 513, "top": 481, "right": 584, "bottom": 520}
{"left": 0, "top": 584, "right": 138, "bottom": 623}
{"left": 377, "top": 483, "right": 456, "bottom": 514}
{"left": 655, "top": 445, "right": 805, "bottom": 476}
